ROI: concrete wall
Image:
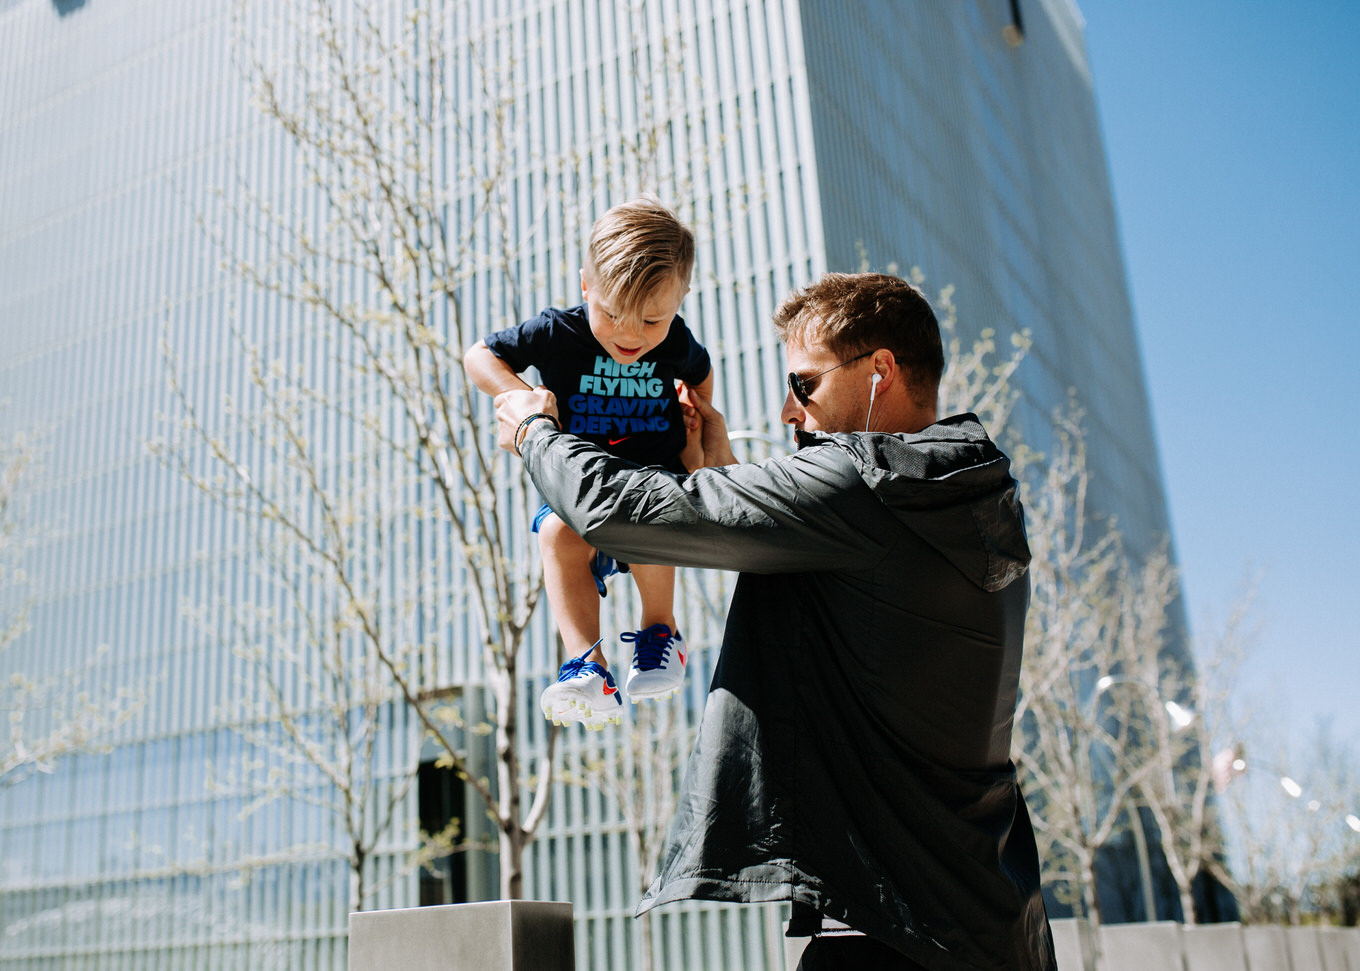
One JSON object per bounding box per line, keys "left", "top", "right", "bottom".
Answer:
{"left": 1050, "top": 919, "right": 1360, "bottom": 971}
{"left": 346, "top": 908, "right": 1360, "bottom": 971}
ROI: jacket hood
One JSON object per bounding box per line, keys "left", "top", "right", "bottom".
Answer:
{"left": 796, "top": 413, "right": 1030, "bottom": 592}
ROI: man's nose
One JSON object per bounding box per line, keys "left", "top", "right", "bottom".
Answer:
{"left": 780, "top": 388, "right": 802, "bottom": 425}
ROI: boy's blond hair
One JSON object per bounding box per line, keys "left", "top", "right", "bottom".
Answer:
{"left": 585, "top": 195, "right": 695, "bottom": 319}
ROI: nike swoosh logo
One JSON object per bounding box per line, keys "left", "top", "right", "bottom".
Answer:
{"left": 602, "top": 684, "right": 618, "bottom": 695}
{"left": 609, "top": 436, "right": 631, "bottom": 445}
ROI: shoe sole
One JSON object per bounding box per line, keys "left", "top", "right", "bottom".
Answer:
{"left": 541, "top": 675, "right": 623, "bottom": 729}
{"left": 625, "top": 667, "right": 686, "bottom": 702}
{"left": 541, "top": 698, "right": 623, "bottom": 730}
{"left": 626, "top": 685, "right": 682, "bottom": 703}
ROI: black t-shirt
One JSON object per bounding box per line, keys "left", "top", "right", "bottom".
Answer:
{"left": 484, "top": 304, "right": 711, "bottom": 470}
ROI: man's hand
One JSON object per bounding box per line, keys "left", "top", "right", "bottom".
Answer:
{"left": 689, "top": 392, "right": 737, "bottom": 468}
{"left": 495, "top": 386, "right": 558, "bottom": 455}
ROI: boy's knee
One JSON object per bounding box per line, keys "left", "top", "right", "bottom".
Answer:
{"left": 536, "top": 510, "right": 565, "bottom": 539}
{"left": 537, "top": 512, "right": 589, "bottom": 551}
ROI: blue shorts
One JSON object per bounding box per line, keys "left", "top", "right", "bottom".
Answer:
{"left": 532, "top": 503, "right": 630, "bottom": 597}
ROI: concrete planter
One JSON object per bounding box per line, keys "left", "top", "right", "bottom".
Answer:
{"left": 349, "top": 900, "right": 575, "bottom": 971}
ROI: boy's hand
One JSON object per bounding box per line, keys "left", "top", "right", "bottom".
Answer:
{"left": 677, "top": 382, "right": 704, "bottom": 472}
{"left": 495, "top": 386, "right": 558, "bottom": 455}
{"left": 677, "top": 384, "right": 736, "bottom": 469}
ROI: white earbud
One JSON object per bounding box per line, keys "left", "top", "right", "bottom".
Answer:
{"left": 866, "top": 372, "right": 882, "bottom": 432}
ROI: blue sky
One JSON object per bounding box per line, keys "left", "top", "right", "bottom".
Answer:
{"left": 1076, "top": 0, "right": 1360, "bottom": 756}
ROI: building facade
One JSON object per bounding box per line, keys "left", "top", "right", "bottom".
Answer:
{"left": 1, "top": 0, "right": 1174, "bottom": 967}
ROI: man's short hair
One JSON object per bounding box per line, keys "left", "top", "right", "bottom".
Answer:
{"left": 585, "top": 194, "right": 695, "bottom": 319}
{"left": 773, "top": 272, "right": 944, "bottom": 407}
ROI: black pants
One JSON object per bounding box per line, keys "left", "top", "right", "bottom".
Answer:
{"left": 795, "top": 935, "right": 930, "bottom": 970}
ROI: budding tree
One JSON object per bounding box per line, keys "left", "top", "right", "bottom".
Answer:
{"left": 1, "top": 425, "right": 146, "bottom": 786}
{"left": 1211, "top": 718, "right": 1359, "bottom": 924}
{"left": 1008, "top": 405, "right": 1154, "bottom": 937}
{"left": 158, "top": 0, "right": 568, "bottom": 898}
{"left": 1107, "top": 552, "right": 1246, "bottom": 926}
{"left": 164, "top": 396, "right": 430, "bottom": 914}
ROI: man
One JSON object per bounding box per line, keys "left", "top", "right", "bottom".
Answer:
{"left": 497, "top": 272, "right": 1055, "bottom": 970}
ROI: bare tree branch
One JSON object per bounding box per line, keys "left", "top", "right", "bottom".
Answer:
{"left": 2, "top": 422, "right": 148, "bottom": 786}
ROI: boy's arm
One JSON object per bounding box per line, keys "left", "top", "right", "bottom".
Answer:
{"left": 689, "top": 366, "right": 715, "bottom": 401}
{"left": 465, "top": 340, "right": 531, "bottom": 396}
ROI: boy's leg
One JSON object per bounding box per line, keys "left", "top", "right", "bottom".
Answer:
{"left": 623, "top": 564, "right": 687, "bottom": 701}
{"left": 538, "top": 512, "right": 607, "bottom": 667}
{"left": 537, "top": 511, "right": 622, "bottom": 729}
{"left": 627, "top": 563, "right": 677, "bottom": 636}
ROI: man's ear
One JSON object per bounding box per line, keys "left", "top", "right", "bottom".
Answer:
{"left": 871, "top": 348, "right": 896, "bottom": 389}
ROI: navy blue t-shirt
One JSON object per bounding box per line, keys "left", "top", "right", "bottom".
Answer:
{"left": 484, "top": 304, "right": 711, "bottom": 471}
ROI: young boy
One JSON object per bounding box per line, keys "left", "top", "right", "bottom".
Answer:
{"left": 464, "top": 196, "right": 714, "bottom": 729}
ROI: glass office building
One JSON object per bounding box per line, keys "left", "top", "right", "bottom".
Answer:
{"left": 1, "top": 0, "right": 1175, "bottom": 966}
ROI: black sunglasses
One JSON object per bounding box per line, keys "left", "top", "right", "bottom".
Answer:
{"left": 787, "top": 350, "right": 873, "bottom": 406}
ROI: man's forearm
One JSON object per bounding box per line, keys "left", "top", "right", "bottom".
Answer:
{"left": 518, "top": 423, "right": 884, "bottom": 575}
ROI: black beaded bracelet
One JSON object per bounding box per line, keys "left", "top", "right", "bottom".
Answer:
{"left": 514, "top": 412, "right": 560, "bottom": 456}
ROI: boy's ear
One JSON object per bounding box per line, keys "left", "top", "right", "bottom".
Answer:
{"left": 579, "top": 268, "right": 588, "bottom": 299}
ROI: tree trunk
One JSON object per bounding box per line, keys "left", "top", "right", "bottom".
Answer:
{"left": 630, "top": 826, "right": 654, "bottom": 971}
{"left": 496, "top": 662, "right": 524, "bottom": 900}
{"left": 1079, "top": 852, "right": 1104, "bottom": 925}
{"left": 638, "top": 911, "right": 654, "bottom": 971}
{"left": 1179, "top": 887, "right": 1197, "bottom": 926}
{"left": 1080, "top": 854, "right": 1105, "bottom": 971}
{"left": 500, "top": 827, "right": 524, "bottom": 901}
{"left": 351, "top": 845, "right": 366, "bottom": 913}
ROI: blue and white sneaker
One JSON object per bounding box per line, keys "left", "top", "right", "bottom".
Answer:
{"left": 540, "top": 643, "right": 623, "bottom": 731}
{"left": 622, "top": 624, "right": 687, "bottom": 702}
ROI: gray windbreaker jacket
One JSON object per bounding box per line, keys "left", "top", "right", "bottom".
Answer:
{"left": 520, "top": 413, "right": 1055, "bottom": 970}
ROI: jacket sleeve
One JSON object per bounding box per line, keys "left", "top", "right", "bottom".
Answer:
{"left": 520, "top": 423, "right": 897, "bottom": 574}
